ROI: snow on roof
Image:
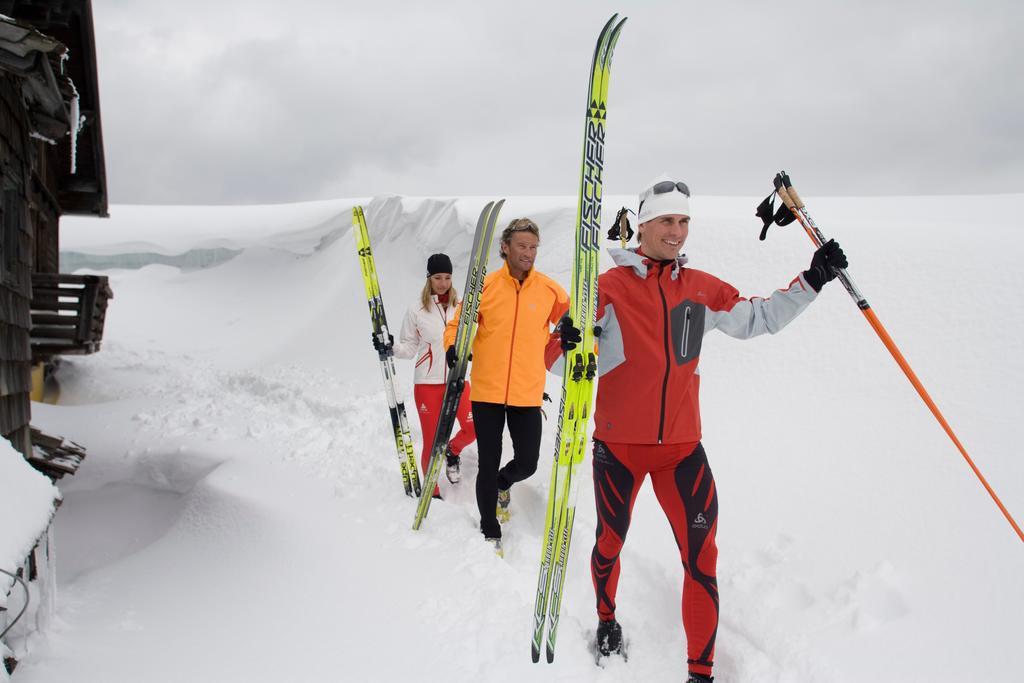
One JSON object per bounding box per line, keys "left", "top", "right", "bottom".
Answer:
{"left": 0, "top": 15, "right": 64, "bottom": 59}
{"left": 0, "top": 439, "right": 58, "bottom": 585}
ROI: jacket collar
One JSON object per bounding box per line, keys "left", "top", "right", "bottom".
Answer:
{"left": 500, "top": 259, "right": 534, "bottom": 284}
{"left": 608, "top": 247, "right": 689, "bottom": 280}
{"left": 430, "top": 293, "right": 456, "bottom": 306}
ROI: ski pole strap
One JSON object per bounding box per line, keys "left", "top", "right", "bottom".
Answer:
{"left": 754, "top": 173, "right": 797, "bottom": 241}
{"left": 608, "top": 206, "right": 635, "bottom": 244}
{"left": 755, "top": 192, "right": 795, "bottom": 240}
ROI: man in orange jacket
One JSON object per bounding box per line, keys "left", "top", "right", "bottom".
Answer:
{"left": 445, "top": 218, "right": 568, "bottom": 554}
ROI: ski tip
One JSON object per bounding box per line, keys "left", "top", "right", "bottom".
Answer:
{"left": 605, "top": 17, "right": 627, "bottom": 65}
{"left": 593, "top": 16, "right": 627, "bottom": 75}
{"left": 591, "top": 14, "right": 618, "bottom": 65}
{"left": 531, "top": 646, "right": 541, "bottom": 664}
{"left": 613, "top": 16, "right": 628, "bottom": 39}
{"left": 484, "top": 199, "right": 506, "bottom": 235}
{"left": 481, "top": 199, "right": 495, "bottom": 219}
{"left": 546, "top": 647, "right": 555, "bottom": 664}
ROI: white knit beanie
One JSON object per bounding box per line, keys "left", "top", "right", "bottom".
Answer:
{"left": 637, "top": 174, "right": 691, "bottom": 224}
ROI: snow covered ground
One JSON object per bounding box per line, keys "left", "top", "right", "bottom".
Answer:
{"left": 8, "top": 193, "right": 1024, "bottom": 682}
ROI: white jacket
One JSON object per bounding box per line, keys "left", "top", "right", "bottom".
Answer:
{"left": 393, "top": 294, "right": 459, "bottom": 384}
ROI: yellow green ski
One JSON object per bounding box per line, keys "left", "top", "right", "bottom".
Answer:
{"left": 354, "top": 206, "right": 421, "bottom": 497}
{"left": 532, "top": 13, "right": 626, "bottom": 664}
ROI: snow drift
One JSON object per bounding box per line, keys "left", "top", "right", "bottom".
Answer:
{"left": 7, "top": 193, "right": 1022, "bottom": 682}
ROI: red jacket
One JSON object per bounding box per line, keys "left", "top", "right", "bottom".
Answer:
{"left": 592, "top": 249, "right": 818, "bottom": 444}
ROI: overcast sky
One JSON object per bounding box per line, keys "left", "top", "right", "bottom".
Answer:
{"left": 94, "top": 0, "right": 1023, "bottom": 204}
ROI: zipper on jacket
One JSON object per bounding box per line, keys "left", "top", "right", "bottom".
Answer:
{"left": 504, "top": 284, "right": 522, "bottom": 405}
{"left": 681, "top": 305, "right": 691, "bottom": 360}
{"left": 436, "top": 301, "right": 449, "bottom": 383}
{"left": 656, "top": 269, "right": 672, "bottom": 444}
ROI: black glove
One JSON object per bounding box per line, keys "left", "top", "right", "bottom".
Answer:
{"left": 372, "top": 332, "right": 393, "bottom": 353}
{"left": 446, "top": 346, "right": 457, "bottom": 369}
{"left": 803, "top": 239, "right": 848, "bottom": 292}
{"left": 558, "top": 315, "right": 582, "bottom": 352}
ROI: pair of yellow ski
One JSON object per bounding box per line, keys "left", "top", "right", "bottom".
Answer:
{"left": 532, "top": 13, "right": 627, "bottom": 665}
{"left": 354, "top": 206, "right": 421, "bottom": 498}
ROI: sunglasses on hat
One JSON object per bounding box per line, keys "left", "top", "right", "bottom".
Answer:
{"left": 639, "top": 180, "right": 691, "bottom": 219}
{"left": 647, "top": 180, "right": 690, "bottom": 198}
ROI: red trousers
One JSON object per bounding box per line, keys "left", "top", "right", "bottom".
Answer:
{"left": 413, "top": 383, "right": 475, "bottom": 476}
{"left": 591, "top": 439, "right": 718, "bottom": 677}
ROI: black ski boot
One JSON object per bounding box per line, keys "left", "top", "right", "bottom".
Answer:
{"left": 686, "top": 673, "right": 713, "bottom": 683}
{"left": 445, "top": 444, "right": 461, "bottom": 484}
{"left": 596, "top": 619, "right": 623, "bottom": 657}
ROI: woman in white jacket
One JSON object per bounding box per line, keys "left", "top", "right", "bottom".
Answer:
{"left": 393, "top": 253, "right": 476, "bottom": 496}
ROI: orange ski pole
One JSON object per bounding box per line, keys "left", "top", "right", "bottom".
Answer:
{"left": 773, "top": 171, "right": 1022, "bottom": 543}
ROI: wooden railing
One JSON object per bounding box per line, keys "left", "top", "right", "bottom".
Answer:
{"left": 30, "top": 273, "right": 113, "bottom": 360}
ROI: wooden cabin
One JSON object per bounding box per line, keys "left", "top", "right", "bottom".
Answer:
{"left": 0, "top": 0, "right": 107, "bottom": 673}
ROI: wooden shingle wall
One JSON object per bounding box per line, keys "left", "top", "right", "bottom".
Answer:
{"left": 0, "top": 73, "right": 34, "bottom": 457}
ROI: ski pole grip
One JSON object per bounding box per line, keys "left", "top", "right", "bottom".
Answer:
{"left": 776, "top": 184, "right": 797, "bottom": 211}
{"left": 778, "top": 171, "right": 806, "bottom": 210}
{"left": 786, "top": 184, "right": 806, "bottom": 210}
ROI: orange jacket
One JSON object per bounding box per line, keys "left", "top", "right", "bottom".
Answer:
{"left": 445, "top": 262, "right": 568, "bottom": 407}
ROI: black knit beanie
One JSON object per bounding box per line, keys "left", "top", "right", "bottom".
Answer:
{"left": 427, "top": 253, "right": 453, "bottom": 276}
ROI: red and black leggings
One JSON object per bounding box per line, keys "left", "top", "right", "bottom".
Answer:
{"left": 590, "top": 439, "right": 718, "bottom": 677}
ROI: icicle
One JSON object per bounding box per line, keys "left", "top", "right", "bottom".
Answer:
{"left": 68, "top": 80, "right": 82, "bottom": 175}
{"left": 60, "top": 47, "right": 84, "bottom": 175}
{"left": 29, "top": 131, "right": 57, "bottom": 145}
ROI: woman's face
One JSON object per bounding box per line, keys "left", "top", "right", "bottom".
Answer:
{"left": 430, "top": 273, "right": 452, "bottom": 296}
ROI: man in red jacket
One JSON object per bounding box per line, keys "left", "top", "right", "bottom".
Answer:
{"left": 565, "top": 176, "right": 847, "bottom": 682}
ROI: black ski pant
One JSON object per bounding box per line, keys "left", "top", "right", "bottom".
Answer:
{"left": 472, "top": 401, "right": 542, "bottom": 539}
